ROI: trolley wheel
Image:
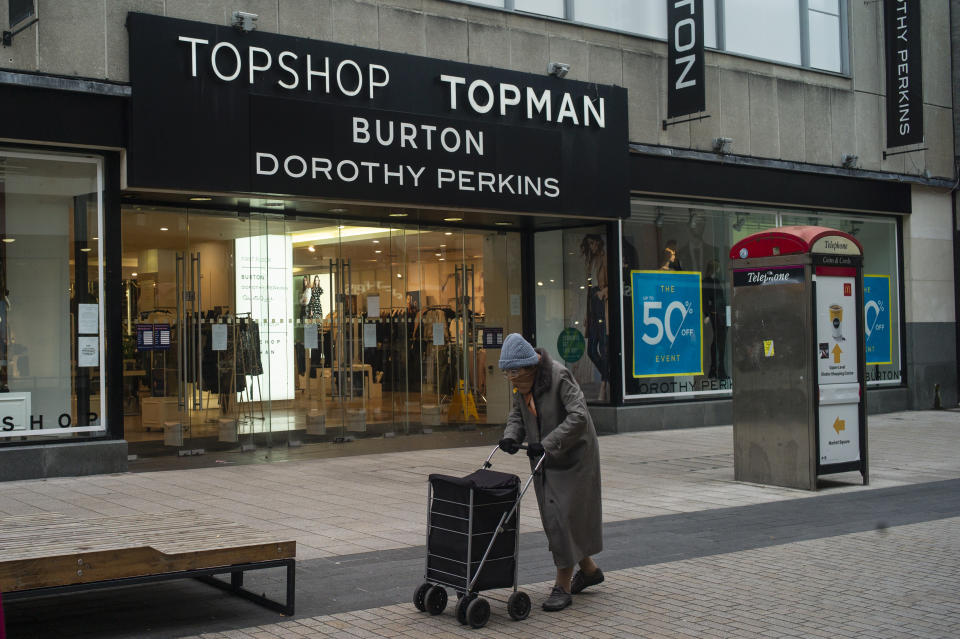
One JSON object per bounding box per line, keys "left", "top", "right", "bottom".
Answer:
{"left": 507, "top": 591, "right": 531, "bottom": 621}
{"left": 466, "top": 597, "right": 491, "bottom": 629}
{"left": 425, "top": 585, "right": 448, "bottom": 615}
{"left": 413, "top": 582, "right": 431, "bottom": 612}
{"left": 455, "top": 593, "right": 476, "bottom": 625}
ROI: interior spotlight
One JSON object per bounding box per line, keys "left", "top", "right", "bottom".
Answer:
{"left": 654, "top": 208, "right": 665, "bottom": 228}
{"left": 732, "top": 214, "right": 746, "bottom": 231}
{"left": 712, "top": 137, "right": 733, "bottom": 154}
{"left": 547, "top": 62, "right": 570, "bottom": 78}
{"left": 849, "top": 221, "right": 861, "bottom": 237}
{"left": 841, "top": 154, "right": 859, "bottom": 169}
{"left": 688, "top": 210, "right": 700, "bottom": 230}
{"left": 232, "top": 11, "right": 258, "bottom": 32}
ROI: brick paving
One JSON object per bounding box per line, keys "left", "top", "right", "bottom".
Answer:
{"left": 2, "top": 410, "right": 959, "bottom": 638}
{"left": 186, "top": 517, "right": 960, "bottom": 639}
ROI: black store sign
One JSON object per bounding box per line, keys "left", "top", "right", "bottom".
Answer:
{"left": 127, "top": 13, "right": 629, "bottom": 218}
{"left": 883, "top": 0, "right": 923, "bottom": 147}
{"left": 667, "top": 0, "right": 705, "bottom": 119}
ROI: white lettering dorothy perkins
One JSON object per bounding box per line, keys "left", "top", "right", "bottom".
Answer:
{"left": 255, "top": 152, "right": 559, "bottom": 198}
{"left": 893, "top": 0, "right": 912, "bottom": 135}
{"left": 352, "top": 117, "right": 484, "bottom": 155}
{"left": 178, "top": 36, "right": 390, "bottom": 98}
{"left": 439, "top": 74, "right": 605, "bottom": 129}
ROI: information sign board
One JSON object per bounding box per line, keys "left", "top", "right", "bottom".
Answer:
{"left": 631, "top": 270, "right": 702, "bottom": 377}
{"left": 863, "top": 274, "right": 892, "bottom": 365}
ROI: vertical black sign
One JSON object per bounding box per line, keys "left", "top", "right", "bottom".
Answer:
{"left": 883, "top": 0, "right": 923, "bottom": 147}
{"left": 9, "top": 0, "right": 34, "bottom": 27}
{"left": 667, "top": 0, "right": 705, "bottom": 119}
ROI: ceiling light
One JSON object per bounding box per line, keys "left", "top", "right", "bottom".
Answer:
{"left": 92, "top": 236, "right": 99, "bottom": 240}
{"left": 131, "top": 272, "right": 138, "bottom": 277}
{"left": 444, "top": 232, "right": 453, "bottom": 236}
{"left": 160, "top": 227, "right": 169, "bottom": 231}
{"left": 329, "top": 208, "right": 347, "bottom": 214}
{"left": 494, "top": 221, "right": 512, "bottom": 226}
{"left": 443, "top": 217, "right": 462, "bottom": 222}
{"left": 375, "top": 250, "right": 382, "bottom": 254}
{"left": 440, "top": 244, "right": 447, "bottom": 247}
{"left": 396, "top": 273, "right": 402, "bottom": 278}
{"left": 264, "top": 200, "right": 284, "bottom": 208}
{"left": 80, "top": 247, "right": 92, "bottom": 252}
{"left": 537, "top": 281, "right": 544, "bottom": 286}
{"left": 389, "top": 212, "right": 407, "bottom": 217}
{"left": 307, "top": 246, "right": 316, "bottom": 252}
{"left": 372, "top": 240, "right": 380, "bottom": 244}
{"left": 190, "top": 196, "right": 212, "bottom": 201}
{"left": 338, "top": 225, "right": 345, "bottom": 229}
{"left": 435, "top": 253, "right": 442, "bottom": 257}
{"left": 439, "top": 258, "right": 445, "bottom": 261}
{"left": 1, "top": 238, "right": 14, "bottom": 243}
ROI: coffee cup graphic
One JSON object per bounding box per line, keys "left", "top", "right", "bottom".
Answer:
{"left": 829, "top": 304, "right": 844, "bottom": 341}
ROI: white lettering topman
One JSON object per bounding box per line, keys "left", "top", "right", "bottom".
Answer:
{"left": 439, "top": 74, "right": 605, "bottom": 129}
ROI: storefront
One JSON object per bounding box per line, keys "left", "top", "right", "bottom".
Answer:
{"left": 0, "top": 11, "right": 629, "bottom": 475}
{"left": 0, "top": 5, "right": 952, "bottom": 479}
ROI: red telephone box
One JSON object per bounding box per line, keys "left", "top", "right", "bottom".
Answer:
{"left": 728, "top": 226, "right": 868, "bottom": 490}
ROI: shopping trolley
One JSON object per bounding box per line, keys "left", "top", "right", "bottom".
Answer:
{"left": 412, "top": 444, "right": 545, "bottom": 629}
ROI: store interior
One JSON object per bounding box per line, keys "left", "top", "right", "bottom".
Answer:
{"left": 121, "top": 206, "right": 522, "bottom": 456}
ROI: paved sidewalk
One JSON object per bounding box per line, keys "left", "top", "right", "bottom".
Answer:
{"left": 2, "top": 410, "right": 959, "bottom": 638}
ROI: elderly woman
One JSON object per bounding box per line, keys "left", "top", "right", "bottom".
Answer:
{"left": 497, "top": 333, "right": 604, "bottom": 612}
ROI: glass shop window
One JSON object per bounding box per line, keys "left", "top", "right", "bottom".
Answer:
{"left": 781, "top": 212, "right": 902, "bottom": 386}
{"left": 621, "top": 202, "right": 776, "bottom": 399}
{"left": 0, "top": 150, "right": 105, "bottom": 443}
{"left": 535, "top": 225, "right": 612, "bottom": 403}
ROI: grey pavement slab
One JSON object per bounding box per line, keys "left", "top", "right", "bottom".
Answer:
{"left": 2, "top": 410, "right": 959, "bottom": 638}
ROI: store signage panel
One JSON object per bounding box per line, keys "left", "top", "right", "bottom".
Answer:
{"left": 235, "top": 234, "right": 294, "bottom": 402}
{"left": 863, "top": 275, "right": 892, "bottom": 365}
{"left": 816, "top": 275, "right": 858, "bottom": 384}
{"left": 883, "top": 0, "right": 923, "bottom": 147}
{"left": 630, "top": 270, "right": 702, "bottom": 378}
{"left": 126, "top": 12, "right": 629, "bottom": 218}
{"left": 667, "top": 0, "right": 705, "bottom": 118}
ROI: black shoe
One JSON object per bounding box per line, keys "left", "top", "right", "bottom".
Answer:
{"left": 542, "top": 586, "right": 572, "bottom": 611}
{"left": 570, "top": 567, "right": 604, "bottom": 594}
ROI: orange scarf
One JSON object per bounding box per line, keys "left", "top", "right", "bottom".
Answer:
{"left": 523, "top": 392, "right": 537, "bottom": 417}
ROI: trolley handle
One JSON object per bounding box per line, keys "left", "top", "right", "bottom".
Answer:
{"left": 482, "top": 443, "right": 546, "bottom": 469}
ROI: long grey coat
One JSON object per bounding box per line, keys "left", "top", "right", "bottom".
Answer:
{"left": 503, "top": 349, "right": 603, "bottom": 569}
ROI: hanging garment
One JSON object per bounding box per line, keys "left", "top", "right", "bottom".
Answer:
{"left": 309, "top": 284, "right": 324, "bottom": 319}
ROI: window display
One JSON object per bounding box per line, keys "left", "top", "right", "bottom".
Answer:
{"left": 622, "top": 201, "right": 903, "bottom": 400}
{"left": 120, "top": 208, "right": 522, "bottom": 456}
{"left": 0, "top": 150, "right": 105, "bottom": 441}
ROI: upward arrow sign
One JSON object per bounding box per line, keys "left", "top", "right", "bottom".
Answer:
{"left": 832, "top": 344, "right": 843, "bottom": 363}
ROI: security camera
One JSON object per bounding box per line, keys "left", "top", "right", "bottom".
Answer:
{"left": 232, "top": 11, "right": 258, "bottom": 32}
{"left": 547, "top": 62, "right": 570, "bottom": 78}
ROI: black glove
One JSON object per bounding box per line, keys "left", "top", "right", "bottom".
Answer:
{"left": 526, "top": 442, "right": 545, "bottom": 459}
{"left": 498, "top": 438, "right": 520, "bottom": 454}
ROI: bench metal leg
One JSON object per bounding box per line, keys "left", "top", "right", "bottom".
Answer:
{"left": 196, "top": 559, "right": 295, "bottom": 616}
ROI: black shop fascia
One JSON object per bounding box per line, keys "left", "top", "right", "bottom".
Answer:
{"left": 126, "top": 12, "right": 629, "bottom": 220}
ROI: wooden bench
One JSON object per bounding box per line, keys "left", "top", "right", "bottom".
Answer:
{"left": 0, "top": 510, "right": 296, "bottom": 615}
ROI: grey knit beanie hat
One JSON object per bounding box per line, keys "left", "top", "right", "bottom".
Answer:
{"left": 498, "top": 333, "right": 539, "bottom": 369}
